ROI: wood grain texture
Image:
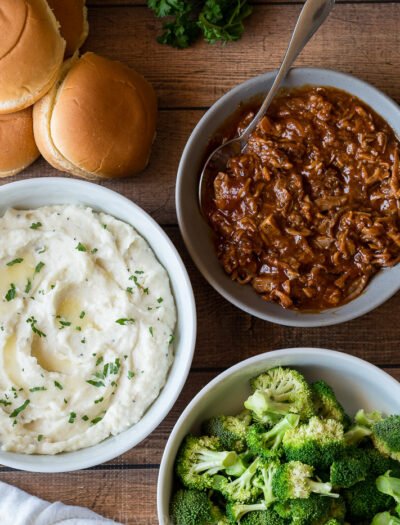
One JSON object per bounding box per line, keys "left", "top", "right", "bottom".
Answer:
{"left": 1, "top": 1, "right": 400, "bottom": 524}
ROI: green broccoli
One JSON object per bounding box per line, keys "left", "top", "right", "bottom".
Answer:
{"left": 226, "top": 501, "right": 268, "bottom": 523}
{"left": 253, "top": 458, "right": 280, "bottom": 507}
{"left": 311, "top": 380, "right": 352, "bottom": 429}
{"left": 343, "top": 424, "right": 372, "bottom": 445}
{"left": 376, "top": 470, "right": 400, "bottom": 516}
{"left": 283, "top": 417, "right": 345, "bottom": 470}
{"left": 366, "top": 448, "right": 400, "bottom": 477}
{"left": 343, "top": 476, "right": 394, "bottom": 520}
{"left": 373, "top": 416, "right": 400, "bottom": 462}
{"left": 241, "top": 508, "right": 289, "bottom": 524}
{"left": 274, "top": 493, "right": 333, "bottom": 524}
{"left": 330, "top": 453, "right": 369, "bottom": 488}
{"left": 215, "top": 457, "right": 262, "bottom": 503}
{"left": 170, "top": 488, "right": 227, "bottom": 525}
{"left": 245, "top": 367, "right": 315, "bottom": 421}
{"left": 355, "top": 409, "right": 383, "bottom": 427}
{"left": 203, "top": 414, "right": 250, "bottom": 453}
{"left": 372, "top": 512, "right": 400, "bottom": 524}
{"left": 244, "top": 391, "right": 288, "bottom": 427}
{"left": 225, "top": 451, "right": 251, "bottom": 478}
{"left": 246, "top": 414, "right": 300, "bottom": 459}
{"left": 175, "top": 435, "right": 239, "bottom": 490}
{"left": 272, "top": 461, "right": 337, "bottom": 500}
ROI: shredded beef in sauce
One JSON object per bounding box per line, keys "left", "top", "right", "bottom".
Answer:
{"left": 205, "top": 86, "right": 400, "bottom": 310}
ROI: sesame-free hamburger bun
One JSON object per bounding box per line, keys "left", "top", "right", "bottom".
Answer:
{"left": 33, "top": 53, "right": 158, "bottom": 180}
{"left": 47, "top": 0, "right": 89, "bottom": 57}
{"left": 0, "top": 108, "right": 40, "bottom": 177}
{"left": 0, "top": 0, "right": 66, "bottom": 114}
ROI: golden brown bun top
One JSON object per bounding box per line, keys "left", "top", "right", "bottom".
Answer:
{"left": 0, "top": 107, "right": 39, "bottom": 175}
{"left": 50, "top": 52, "right": 158, "bottom": 178}
{"left": 0, "top": 0, "right": 65, "bottom": 113}
{"left": 46, "top": 0, "right": 89, "bottom": 57}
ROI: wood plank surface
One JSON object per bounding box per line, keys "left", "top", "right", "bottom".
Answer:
{"left": 1, "top": 0, "right": 400, "bottom": 524}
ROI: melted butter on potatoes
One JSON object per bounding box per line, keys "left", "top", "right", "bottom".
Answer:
{"left": 0, "top": 205, "right": 176, "bottom": 454}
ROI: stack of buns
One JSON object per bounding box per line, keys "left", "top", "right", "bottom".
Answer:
{"left": 0, "top": 0, "right": 157, "bottom": 180}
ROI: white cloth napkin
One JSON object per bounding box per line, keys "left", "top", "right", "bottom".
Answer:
{"left": 0, "top": 481, "right": 122, "bottom": 525}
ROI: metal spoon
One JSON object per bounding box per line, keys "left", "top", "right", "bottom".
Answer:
{"left": 198, "top": 0, "right": 335, "bottom": 213}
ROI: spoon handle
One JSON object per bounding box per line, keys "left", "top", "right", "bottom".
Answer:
{"left": 241, "top": 0, "right": 335, "bottom": 141}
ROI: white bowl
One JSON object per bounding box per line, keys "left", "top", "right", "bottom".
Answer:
{"left": 176, "top": 67, "right": 400, "bottom": 327}
{"left": 0, "top": 177, "right": 197, "bottom": 472}
{"left": 157, "top": 347, "right": 400, "bottom": 523}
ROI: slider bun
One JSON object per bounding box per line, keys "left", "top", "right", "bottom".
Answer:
{"left": 0, "top": 108, "right": 40, "bottom": 177}
{"left": 0, "top": 0, "right": 66, "bottom": 114}
{"left": 33, "top": 52, "right": 158, "bottom": 180}
{"left": 47, "top": 0, "right": 89, "bottom": 57}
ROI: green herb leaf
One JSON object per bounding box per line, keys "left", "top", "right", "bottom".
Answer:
{"left": 7, "top": 258, "right": 23, "bottom": 266}
{"left": 126, "top": 287, "right": 133, "bottom": 294}
{"left": 96, "top": 356, "right": 103, "bottom": 366}
{"left": 68, "top": 412, "right": 77, "bottom": 423}
{"left": 29, "top": 386, "right": 47, "bottom": 392}
{"left": 76, "top": 242, "right": 87, "bottom": 252}
{"left": 0, "top": 400, "right": 11, "bottom": 407}
{"left": 25, "top": 279, "right": 31, "bottom": 294}
{"left": 35, "top": 262, "right": 45, "bottom": 274}
{"left": 157, "top": 297, "right": 164, "bottom": 303}
{"left": 149, "top": 327, "right": 154, "bottom": 337}
{"left": 30, "top": 222, "right": 42, "bottom": 229}
{"left": 86, "top": 380, "right": 105, "bottom": 388}
{"left": 94, "top": 397, "right": 104, "bottom": 404}
{"left": 9, "top": 399, "right": 30, "bottom": 418}
{"left": 116, "top": 318, "right": 135, "bottom": 325}
{"left": 38, "top": 434, "right": 43, "bottom": 441}
{"left": 128, "top": 371, "right": 135, "bottom": 380}
{"left": 5, "top": 283, "right": 16, "bottom": 302}
{"left": 80, "top": 311, "right": 85, "bottom": 319}
{"left": 82, "top": 415, "right": 89, "bottom": 421}
{"left": 91, "top": 248, "right": 98, "bottom": 254}
{"left": 90, "top": 416, "right": 103, "bottom": 426}
{"left": 169, "top": 333, "right": 175, "bottom": 344}
{"left": 59, "top": 320, "right": 71, "bottom": 328}
{"left": 54, "top": 381, "right": 63, "bottom": 390}
{"left": 26, "top": 317, "right": 46, "bottom": 338}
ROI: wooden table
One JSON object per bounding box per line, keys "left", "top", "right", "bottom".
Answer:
{"left": 1, "top": 0, "right": 400, "bottom": 523}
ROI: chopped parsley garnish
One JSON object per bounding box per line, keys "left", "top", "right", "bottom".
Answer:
{"left": 90, "top": 416, "right": 103, "bottom": 426}
{"left": 149, "top": 327, "right": 154, "bottom": 337}
{"left": 82, "top": 415, "right": 89, "bottom": 421}
{"left": 103, "top": 363, "right": 109, "bottom": 377}
{"left": 54, "top": 381, "right": 63, "bottom": 390}
{"left": 96, "top": 356, "right": 103, "bottom": 366}
{"left": 103, "top": 224, "right": 107, "bottom": 229}
{"left": 116, "top": 318, "right": 135, "bottom": 325}
{"left": 7, "top": 258, "right": 23, "bottom": 266}
{"left": 26, "top": 317, "right": 46, "bottom": 337}
{"left": 81, "top": 338, "right": 86, "bottom": 344}
{"left": 128, "top": 371, "right": 135, "bottom": 380}
{"left": 157, "top": 297, "right": 164, "bottom": 303}
{"left": 126, "top": 287, "right": 133, "bottom": 294}
{"left": 91, "top": 248, "right": 98, "bottom": 254}
{"left": 94, "top": 397, "right": 104, "bottom": 404}
{"left": 124, "top": 355, "right": 128, "bottom": 360}
{"left": 64, "top": 399, "right": 68, "bottom": 404}
{"left": 29, "top": 386, "right": 47, "bottom": 392}
{"left": 76, "top": 242, "right": 87, "bottom": 252}
{"left": 75, "top": 326, "right": 81, "bottom": 331}
{"left": 110, "top": 358, "right": 120, "bottom": 375}
{"left": 38, "top": 434, "right": 43, "bottom": 441}
{"left": 30, "top": 222, "right": 42, "bottom": 229}
{"left": 59, "top": 320, "right": 71, "bottom": 329}
{"left": 5, "top": 283, "right": 16, "bottom": 302}
{"left": 80, "top": 311, "right": 85, "bottom": 319}
{"left": 169, "top": 334, "right": 175, "bottom": 344}
{"left": 25, "top": 279, "right": 31, "bottom": 294}
{"left": 9, "top": 399, "right": 30, "bottom": 418}
{"left": 111, "top": 381, "right": 117, "bottom": 387}
{"left": 86, "top": 379, "right": 105, "bottom": 388}
{"left": 135, "top": 271, "right": 144, "bottom": 275}
{"left": 68, "top": 412, "right": 77, "bottom": 423}
{"left": 34, "top": 262, "right": 45, "bottom": 274}
{"left": 38, "top": 246, "right": 46, "bottom": 254}
{"left": 0, "top": 400, "right": 11, "bottom": 407}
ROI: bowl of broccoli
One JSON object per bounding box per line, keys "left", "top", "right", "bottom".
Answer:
{"left": 157, "top": 347, "right": 400, "bottom": 524}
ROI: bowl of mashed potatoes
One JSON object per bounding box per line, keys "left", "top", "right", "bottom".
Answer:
{"left": 0, "top": 178, "right": 196, "bottom": 472}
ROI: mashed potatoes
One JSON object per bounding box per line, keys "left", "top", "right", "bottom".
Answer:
{"left": 0, "top": 205, "right": 176, "bottom": 454}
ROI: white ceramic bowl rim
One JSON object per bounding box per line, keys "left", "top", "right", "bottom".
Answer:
{"left": 0, "top": 177, "right": 197, "bottom": 472}
{"left": 176, "top": 67, "right": 400, "bottom": 327}
{"left": 157, "top": 347, "right": 400, "bottom": 523}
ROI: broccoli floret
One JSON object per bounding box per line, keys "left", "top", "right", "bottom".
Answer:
{"left": 203, "top": 415, "right": 250, "bottom": 453}
{"left": 343, "top": 476, "right": 394, "bottom": 520}
{"left": 226, "top": 501, "right": 268, "bottom": 523}
{"left": 246, "top": 367, "right": 315, "bottom": 421}
{"left": 246, "top": 414, "right": 300, "bottom": 459}
{"left": 245, "top": 391, "right": 288, "bottom": 427}
{"left": 170, "top": 488, "right": 227, "bottom": 525}
{"left": 283, "top": 417, "right": 345, "bottom": 470}
{"left": 366, "top": 448, "right": 400, "bottom": 477}
{"left": 373, "top": 416, "right": 400, "bottom": 462}
{"left": 343, "top": 424, "right": 372, "bottom": 445}
{"left": 176, "top": 435, "right": 238, "bottom": 490}
{"left": 254, "top": 458, "right": 280, "bottom": 507}
{"left": 330, "top": 454, "right": 369, "bottom": 488}
{"left": 355, "top": 409, "right": 384, "bottom": 427}
{"left": 324, "top": 497, "right": 346, "bottom": 522}
{"left": 372, "top": 512, "right": 400, "bottom": 524}
{"left": 216, "top": 457, "right": 262, "bottom": 503}
{"left": 376, "top": 470, "right": 400, "bottom": 516}
{"left": 272, "top": 461, "right": 337, "bottom": 500}
{"left": 274, "top": 493, "right": 333, "bottom": 524}
{"left": 311, "top": 380, "right": 352, "bottom": 429}
{"left": 241, "top": 508, "right": 289, "bottom": 524}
